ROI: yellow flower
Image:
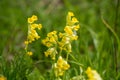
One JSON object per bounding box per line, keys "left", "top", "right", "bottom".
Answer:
{"left": 37, "top": 24, "right": 42, "bottom": 30}
{"left": 54, "top": 56, "right": 70, "bottom": 77}
{"left": 27, "top": 35, "right": 35, "bottom": 43}
{"left": 72, "top": 17, "right": 78, "bottom": 24}
{"left": 42, "top": 31, "right": 58, "bottom": 47}
{"left": 59, "top": 32, "right": 64, "bottom": 38}
{"left": 26, "top": 15, "right": 42, "bottom": 44}
{"left": 30, "top": 24, "right": 38, "bottom": 30}
{"left": 44, "top": 48, "right": 57, "bottom": 60}
{"left": 30, "top": 23, "right": 42, "bottom": 30}
{"left": 86, "top": 67, "right": 102, "bottom": 80}
{"left": 57, "top": 56, "right": 64, "bottom": 68}
{"left": 66, "top": 11, "right": 80, "bottom": 27}
{"left": 46, "top": 42, "right": 53, "bottom": 47}
{"left": 42, "top": 38, "right": 53, "bottom": 47}
{"left": 58, "top": 35, "right": 73, "bottom": 52}
{"left": 24, "top": 41, "right": 29, "bottom": 45}
{"left": 64, "top": 26, "right": 73, "bottom": 35}
{"left": 71, "top": 35, "right": 78, "bottom": 40}
{"left": 54, "top": 63, "right": 64, "bottom": 77}
{"left": 68, "top": 12, "right": 74, "bottom": 17}
{"left": 44, "top": 48, "right": 54, "bottom": 57}
{"left": 62, "top": 61, "right": 70, "bottom": 70}
{"left": 47, "top": 31, "right": 57, "bottom": 37}
{"left": 49, "top": 36, "right": 56, "bottom": 43}
{"left": 28, "top": 18, "right": 34, "bottom": 24}
{"left": 27, "top": 29, "right": 40, "bottom": 43}
{"left": 27, "top": 51, "right": 33, "bottom": 56}
{"left": 73, "top": 25, "right": 80, "bottom": 31}
{"left": 0, "top": 76, "right": 6, "bottom": 80}
{"left": 31, "top": 15, "right": 38, "bottom": 21}
{"left": 66, "top": 12, "right": 74, "bottom": 26}
{"left": 28, "top": 15, "right": 38, "bottom": 24}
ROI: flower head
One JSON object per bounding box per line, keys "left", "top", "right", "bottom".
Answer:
{"left": 86, "top": 67, "right": 102, "bottom": 80}
{"left": 25, "top": 15, "right": 42, "bottom": 56}
{"left": 28, "top": 15, "right": 38, "bottom": 24}
{"left": 25, "top": 15, "right": 42, "bottom": 44}
{"left": 27, "top": 51, "right": 33, "bottom": 56}
{"left": 58, "top": 12, "right": 80, "bottom": 53}
{"left": 64, "top": 26, "right": 73, "bottom": 35}
{"left": 54, "top": 56, "right": 70, "bottom": 77}
{"left": 42, "top": 31, "right": 58, "bottom": 47}
{"left": 44, "top": 47, "right": 57, "bottom": 60}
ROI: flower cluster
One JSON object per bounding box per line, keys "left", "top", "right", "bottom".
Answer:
{"left": 58, "top": 12, "right": 80, "bottom": 53}
{"left": 25, "top": 15, "right": 42, "bottom": 56}
{"left": 42, "top": 12, "right": 80, "bottom": 78}
{"left": 54, "top": 56, "right": 70, "bottom": 77}
{"left": 44, "top": 47, "right": 57, "bottom": 60}
{"left": 42, "top": 12, "right": 80, "bottom": 59}
{"left": 42, "top": 31, "right": 58, "bottom": 47}
{"left": 42, "top": 31, "right": 58, "bottom": 60}
{"left": 86, "top": 67, "right": 102, "bottom": 80}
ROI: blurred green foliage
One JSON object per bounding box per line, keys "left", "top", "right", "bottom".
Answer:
{"left": 0, "top": 0, "right": 120, "bottom": 80}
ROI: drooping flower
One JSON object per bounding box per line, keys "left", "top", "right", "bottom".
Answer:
{"left": 28, "top": 15, "right": 38, "bottom": 24}
{"left": 58, "top": 12, "right": 80, "bottom": 53}
{"left": 86, "top": 67, "right": 102, "bottom": 80}
{"left": 64, "top": 26, "right": 73, "bottom": 35}
{"left": 42, "top": 31, "right": 58, "bottom": 48}
{"left": 42, "top": 31, "right": 58, "bottom": 59}
{"left": 54, "top": 56, "right": 70, "bottom": 77}
{"left": 44, "top": 47, "right": 57, "bottom": 60}
{"left": 25, "top": 15, "right": 42, "bottom": 56}
{"left": 66, "top": 12, "right": 79, "bottom": 26}
{"left": 26, "top": 15, "right": 42, "bottom": 44}
{"left": 58, "top": 36, "right": 72, "bottom": 52}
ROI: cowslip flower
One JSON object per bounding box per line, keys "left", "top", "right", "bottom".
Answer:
{"left": 54, "top": 56, "right": 70, "bottom": 77}
{"left": 58, "top": 12, "right": 80, "bottom": 53}
{"left": 0, "top": 76, "right": 6, "bottom": 80}
{"left": 64, "top": 26, "right": 73, "bottom": 35}
{"left": 58, "top": 36, "right": 72, "bottom": 52}
{"left": 66, "top": 12, "right": 74, "bottom": 26}
{"left": 25, "top": 15, "right": 42, "bottom": 56}
{"left": 42, "top": 31, "right": 58, "bottom": 60}
{"left": 86, "top": 67, "right": 102, "bottom": 80}
{"left": 73, "top": 25, "right": 80, "bottom": 31}
{"left": 28, "top": 15, "right": 38, "bottom": 24}
{"left": 42, "top": 31, "right": 58, "bottom": 48}
{"left": 25, "top": 15, "right": 42, "bottom": 44}
{"left": 27, "top": 51, "right": 33, "bottom": 56}
{"left": 66, "top": 12, "right": 79, "bottom": 26}
{"left": 44, "top": 47, "right": 57, "bottom": 60}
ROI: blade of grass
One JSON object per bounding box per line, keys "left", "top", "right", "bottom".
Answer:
{"left": 101, "top": 15, "right": 120, "bottom": 77}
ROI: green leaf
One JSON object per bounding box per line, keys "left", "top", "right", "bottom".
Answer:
{"left": 27, "top": 68, "right": 44, "bottom": 80}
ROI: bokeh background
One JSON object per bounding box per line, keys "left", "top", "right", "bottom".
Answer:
{"left": 0, "top": 0, "right": 120, "bottom": 79}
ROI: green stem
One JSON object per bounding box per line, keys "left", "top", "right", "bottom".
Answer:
{"left": 66, "top": 52, "right": 69, "bottom": 61}
{"left": 101, "top": 16, "right": 120, "bottom": 50}
{"left": 113, "top": 0, "right": 119, "bottom": 76}
{"left": 68, "top": 60, "right": 84, "bottom": 67}
{"left": 59, "top": 49, "right": 62, "bottom": 56}
{"left": 69, "top": 53, "right": 78, "bottom": 62}
{"left": 101, "top": 16, "right": 120, "bottom": 75}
